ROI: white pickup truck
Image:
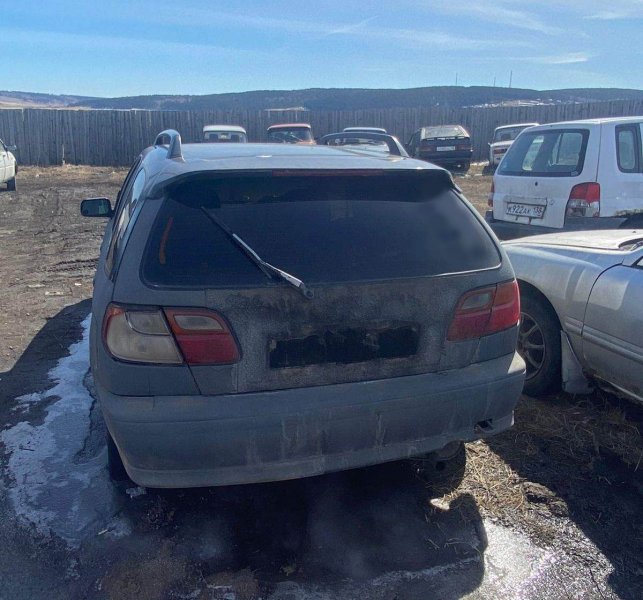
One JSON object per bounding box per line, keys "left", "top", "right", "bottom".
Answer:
{"left": 0, "top": 138, "right": 17, "bottom": 191}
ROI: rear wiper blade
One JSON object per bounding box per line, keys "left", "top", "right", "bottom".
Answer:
{"left": 201, "top": 208, "right": 314, "bottom": 299}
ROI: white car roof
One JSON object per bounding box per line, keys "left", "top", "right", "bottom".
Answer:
{"left": 203, "top": 125, "right": 247, "bottom": 133}
{"left": 494, "top": 123, "right": 538, "bottom": 131}
{"left": 528, "top": 116, "right": 643, "bottom": 130}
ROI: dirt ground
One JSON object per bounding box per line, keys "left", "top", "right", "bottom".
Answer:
{"left": 0, "top": 166, "right": 641, "bottom": 600}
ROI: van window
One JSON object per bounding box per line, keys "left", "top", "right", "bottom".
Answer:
{"left": 616, "top": 125, "right": 641, "bottom": 173}
{"left": 142, "top": 173, "right": 499, "bottom": 288}
{"left": 498, "top": 129, "right": 589, "bottom": 177}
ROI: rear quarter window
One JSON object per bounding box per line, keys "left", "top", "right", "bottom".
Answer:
{"left": 616, "top": 125, "right": 642, "bottom": 173}
{"left": 498, "top": 128, "right": 589, "bottom": 177}
{"left": 142, "top": 173, "right": 500, "bottom": 289}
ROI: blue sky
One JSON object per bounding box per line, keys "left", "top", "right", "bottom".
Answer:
{"left": 4, "top": 0, "right": 643, "bottom": 97}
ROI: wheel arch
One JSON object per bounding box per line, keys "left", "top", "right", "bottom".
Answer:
{"left": 516, "top": 279, "right": 562, "bottom": 329}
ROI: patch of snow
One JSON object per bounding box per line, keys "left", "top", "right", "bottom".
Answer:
{"left": 0, "top": 315, "right": 124, "bottom": 547}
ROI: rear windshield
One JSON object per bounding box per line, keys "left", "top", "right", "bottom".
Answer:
{"left": 498, "top": 128, "right": 589, "bottom": 177}
{"left": 267, "top": 128, "right": 313, "bottom": 143}
{"left": 493, "top": 126, "right": 529, "bottom": 143}
{"left": 422, "top": 126, "right": 468, "bottom": 139}
{"left": 204, "top": 131, "right": 247, "bottom": 143}
{"left": 142, "top": 174, "right": 499, "bottom": 288}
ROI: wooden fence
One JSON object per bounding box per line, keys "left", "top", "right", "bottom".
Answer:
{"left": 1, "top": 99, "right": 642, "bottom": 166}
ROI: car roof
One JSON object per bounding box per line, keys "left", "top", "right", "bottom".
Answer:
{"left": 203, "top": 125, "right": 246, "bottom": 133}
{"left": 494, "top": 123, "right": 538, "bottom": 131}
{"left": 267, "top": 123, "right": 312, "bottom": 130}
{"left": 527, "top": 116, "right": 643, "bottom": 129}
{"left": 343, "top": 127, "right": 386, "bottom": 132}
{"left": 143, "top": 142, "right": 445, "bottom": 194}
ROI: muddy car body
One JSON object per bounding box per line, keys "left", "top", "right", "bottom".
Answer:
{"left": 82, "top": 130, "right": 525, "bottom": 488}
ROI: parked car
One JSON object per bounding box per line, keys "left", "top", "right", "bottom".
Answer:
{"left": 80, "top": 129, "right": 524, "bottom": 488}
{"left": 266, "top": 123, "right": 315, "bottom": 144}
{"left": 487, "top": 117, "right": 643, "bottom": 240}
{"left": 0, "top": 138, "right": 17, "bottom": 191}
{"left": 343, "top": 127, "right": 387, "bottom": 134}
{"left": 406, "top": 125, "right": 473, "bottom": 172}
{"left": 505, "top": 230, "right": 643, "bottom": 402}
{"left": 203, "top": 125, "right": 247, "bottom": 143}
{"left": 318, "top": 131, "right": 408, "bottom": 156}
{"left": 488, "top": 123, "right": 538, "bottom": 169}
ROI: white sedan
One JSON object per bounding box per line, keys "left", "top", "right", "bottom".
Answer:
{"left": 504, "top": 230, "right": 643, "bottom": 403}
{"left": 0, "top": 138, "right": 17, "bottom": 191}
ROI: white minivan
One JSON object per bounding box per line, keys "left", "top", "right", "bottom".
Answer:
{"left": 486, "top": 117, "right": 643, "bottom": 239}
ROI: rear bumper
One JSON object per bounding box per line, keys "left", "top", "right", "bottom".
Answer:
{"left": 485, "top": 212, "right": 628, "bottom": 241}
{"left": 418, "top": 151, "right": 472, "bottom": 168}
{"left": 98, "top": 353, "right": 525, "bottom": 488}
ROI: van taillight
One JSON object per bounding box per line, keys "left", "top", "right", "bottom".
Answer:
{"left": 566, "top": 183, "right": 600, "bottom": 218}
{"left": 488, "top": 180, "right": 495, "bottom": 208}
{"left": 102, "top": 305, "right": 240, "bottom": 365}
{"left": 447, "top": 280, "right": 520, "bottom": 341}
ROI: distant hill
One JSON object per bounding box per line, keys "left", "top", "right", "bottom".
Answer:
{"left": 1, "top": 86, "right": 642, "bottom": 111}
{"left": 0, "top": 91, "right": 91, "bottom": 109}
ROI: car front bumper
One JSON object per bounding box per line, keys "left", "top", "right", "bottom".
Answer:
{"left": 98, "top": 352, "right": 525, "bottom": 488}
{"left": 485, "top": 212, "right": 628, "bottom": 241}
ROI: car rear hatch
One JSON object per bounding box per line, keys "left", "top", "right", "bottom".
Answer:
{"left": 492, "top": 127, "right": 596, "bottom": 229}
{"left": 140, "top": 171, "right": 508, "bottom": 395}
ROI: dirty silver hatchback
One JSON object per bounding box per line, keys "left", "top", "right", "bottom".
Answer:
{"left": 82, "top": 130, "right": 525, "bottom": 488}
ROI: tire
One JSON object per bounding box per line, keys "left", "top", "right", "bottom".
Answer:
{"left": 518, "top": 291, "right": 561, "bottom": 396}
{"left": 6, "top": 177, "right": 16, "bottom": 191}
{"left": 107, "top": 430, "right": 130, "bottom": 482}
{"left": 461, "top": 161, "right": 471, "bottom": 173}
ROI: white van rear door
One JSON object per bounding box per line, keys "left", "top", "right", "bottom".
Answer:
{"left": 493, "top": 127, "right": 597, "bottom": 229}
{"left": 600, "top": 122, "right": 643, "bottom": 218}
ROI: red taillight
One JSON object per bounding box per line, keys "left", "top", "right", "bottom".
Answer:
{"left": 456, "top": 144, "right": 471, "bottom": 151}
{"left": 566, "top": 183, "right": 600, "bottom": 218}
{"left": 488, "top": 179, "right": 495, "bottom": 208}
{"left": 102, "top": 304, "right": 240, "bottom": 365}
{"left": 447, "top": 280, "right": 520, "bottom": 341}
{"left": 164, "top": 308, "right": 240, "bottom": 365}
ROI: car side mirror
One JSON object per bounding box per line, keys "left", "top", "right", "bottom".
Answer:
{"left": 7, "top": 145, "right": 17, "bottom": 152}
{"left": 81, "top": 197, "right": 113, "bottom": 218}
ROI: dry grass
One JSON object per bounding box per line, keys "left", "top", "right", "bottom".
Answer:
{"left": 434, "top": 394, "right": 641, "bottom": 523}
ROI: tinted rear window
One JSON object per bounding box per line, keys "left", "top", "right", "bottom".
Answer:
{"left": 498, "top": 128, "right": 589, "bottom": 177}
{"left": 142, "top": 174, "right": 499, "bottom": 288}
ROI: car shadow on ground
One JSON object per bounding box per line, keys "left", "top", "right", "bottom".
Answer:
{"left": 1, "top": 300, "right": 489, "bottom": 599}
{"left": 486, "top": 393, "right": 643, "bottom": 600}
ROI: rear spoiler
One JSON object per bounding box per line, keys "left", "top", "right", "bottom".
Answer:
{"left": 318, "top": 132, "right": 409, "bottom": 157}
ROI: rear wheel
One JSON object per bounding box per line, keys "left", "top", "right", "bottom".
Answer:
{"left": 460, "top": 161, "right": 471, "bottom": 173}
{"left": 6, "top": 177, "right": 16, "bottom": 191}
{"left": 518, "top": 292, "right": 561, "bottom": 396}
{"left": 107, "top": 430, "right": 130, "bottom": 482}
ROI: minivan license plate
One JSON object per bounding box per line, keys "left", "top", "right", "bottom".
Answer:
{"left": 506, "top": 203, "right": 546, "bottom": 218}
{"left": 437, "top": 146, "right": 456, "bottom": 151}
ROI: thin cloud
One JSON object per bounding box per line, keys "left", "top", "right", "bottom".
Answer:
{"left": 418, "top": 0, "right": 563, "bottom": 35}
{"left": 530, "top": 52, "right": 593, "bottom": 65}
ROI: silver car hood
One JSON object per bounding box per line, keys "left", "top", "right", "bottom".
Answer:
{"left": 503, "top": 230, "right": 643, "bottom": 252}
